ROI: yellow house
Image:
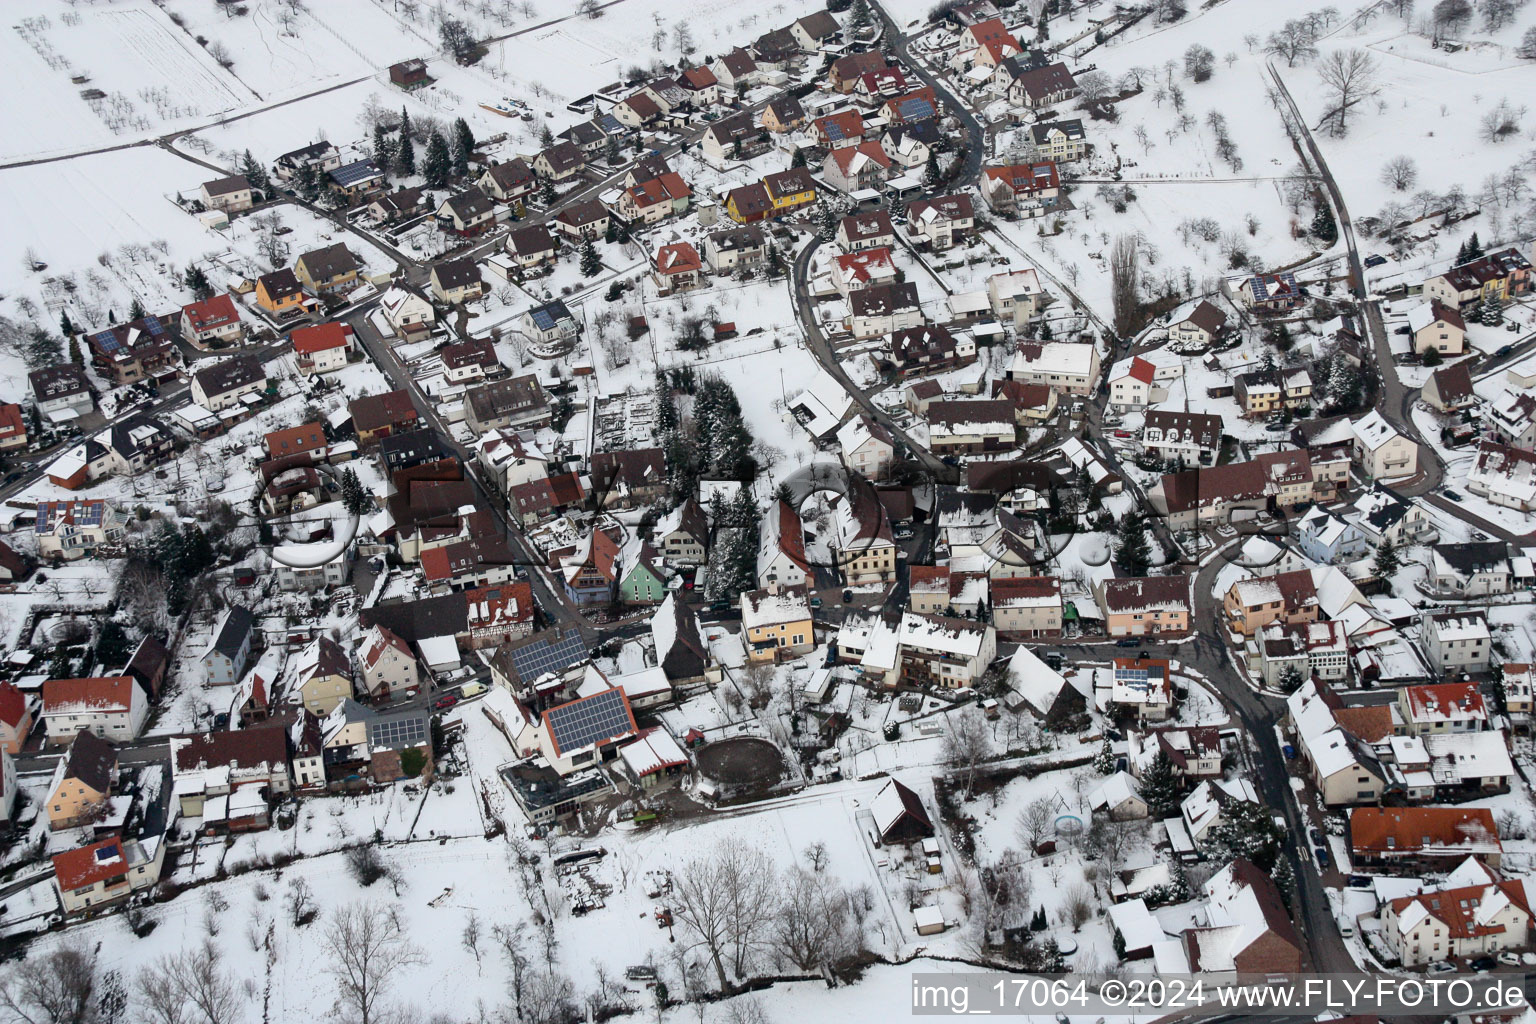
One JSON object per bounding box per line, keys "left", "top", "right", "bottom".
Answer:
{"left": 726, "top": 182, "right": 773, "bottom": 224}
{"left": 46, "top": 730, "right": 116, "bottom": 831}
{"left": 740, "top": 587, "right": 815, "bottom": 663}
{"left": 763, "top": 167, "right": 817, "bottom": 215}
{"left": 293, "top": 637, "right": 355, "bottom": 716}
{"left": 255, "top": 269, "right": 307, "bottom": 316}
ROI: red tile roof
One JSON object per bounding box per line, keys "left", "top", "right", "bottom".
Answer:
{"left": 655, "top": 242, "right": 702, "bottom": 276}
{"left": 0, "top": 682, "right": 25, "bottom": 729}
{"left": 181, "top": 294, "right": 241, "bottom": 332}
{"left": 42, "top": 676, "right": 137, "bottom": 715}
{"left": 291, "top": 322, "right": 353, "bottom": 354}
{"left": 52, "top": 838, "right": 128, "bottom": 891}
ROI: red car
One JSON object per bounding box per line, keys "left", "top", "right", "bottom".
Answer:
{"left": 432, "top": 694, "right": 459, "bottom": 711}
{"left": 1113, "top": 430, "right": 1133, "bottom": 439}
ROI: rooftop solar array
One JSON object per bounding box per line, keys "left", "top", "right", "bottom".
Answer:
{"left": 91, "top": 315, "right": 165, "bottom": 355}
{"left": 528, "top": 302, "right": 570, "bottom": 331}
{"left": 369, "top": 712, "right": 428, "bottom": 750}
{"left": 546, "top": 687, "right": 632, "bottom": 756}
{"left": 331, "top": 160, "right": 382, "bottom": 187}
{"left": 897, "top": 98, "right": 935, "bottom": 120}
{"left": 510, "top": 631, "right": 589, "bottom": 683}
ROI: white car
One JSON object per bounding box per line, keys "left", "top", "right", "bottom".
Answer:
{"left": 1498, "top": 952, "right": 1521, "bottom": 966}
{"left": 1426, "top": 962, "right": 1458, "bottom": 975}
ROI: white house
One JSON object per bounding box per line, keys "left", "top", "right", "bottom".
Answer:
{"left": 41, "top": 676, "right": 148, "bottom": 745}
{"left": 837, "top": 414, "right": 895, "bottom": 481}
{"left": 1351, "top": 410, "right": 1417, "bottom": 481}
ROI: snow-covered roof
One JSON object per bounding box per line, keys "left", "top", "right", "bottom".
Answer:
{"left": 1107, "top": 899, "right": 1167, "bottom": 952}
{"left": 1087, "top": 770, "right": 1141, "bottom": 813}
{"left": 897, "top": 612, "right": 989, "bottom": 658}
{"left": 1351, "top": 410, "right": 1401, "bottom": 452}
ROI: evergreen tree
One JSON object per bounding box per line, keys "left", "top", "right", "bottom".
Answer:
{"left": 129, "top": 298, "right": 147, "bottom": 321}
{"left": 539, "top": 178, "right": 558, "bottom": 206}
{"left": 1272, "top": 854, "right": 1296, "bottom": 910}
{"left": 1092, "top": 736, "right": 1115, "bottom": 775}
{"left": 372, "top": 122, "right": 396, "bottom": 170}
{"left": 184, "top": 265, "right": 213, "bottom": 300}
{"left": 764, "top": 246, "right": 785, "bottom": 278}
{"left": 1038, "top": 319, "right": 1053, "bottom": 340}
{"left": 1310, "top": 201, "right": 1337, "bottom": 244}
{"left": 295, "top": 162, "right": 321, "bottom": 202}
{"left": 1372, "top": 538, "right": 1399, "bottom": 578}
{"left": 1137, "top": 750, "right": 1179, "bottom": 818}
{"left": 1462, "top": 231, "right": 1484, "bottom": 264}
{"left": 238, "top": 149, "right": 270, "bottom": 194}
{"left": 94, "top": 620, "right": 132, "bottom": 670}
{"left": 341, "top": 467, "right": 371, "bottom": 515}
{"left": 423, "top": 131, "right": 452, "bottom": 187}
{"left": 655, "top": 372, "right": 679, "bottom": 434}
{"left": 538, "top": 123, "right": 555, "bottom": 149}
{"left": 604, "top": 136, "right": 620, "bottom": 164}
{"left": 452, "top": 117, "right": 476, "bottom": 161}
{"left": 848, "top": 0, "right": 872, "bottom": 33}
{"left": 67, "top": 334, "right": 82, "bottom": 366}
{"left": 923, "top": 155, "right": 941, "bottom": 187}
{"left": 773, "top": 481, "right": 795, "bottom": 504}
{"left": 59, "top": 311, "right": 74, "bottom": 336}
{"left": 579, "top": 238, "right": 602, "bottom": 277}
{"left": 1482, "top": 293, "right": 1504, "bottom": 325}
{"left": 396, "top": 110, "right": 417, "bottom": 176}
{"left": 1114, "top": 512, "right": 1152, "bottom": 576}
{"left": 1203, "top": 798, "right": 1287, "bottom": 871}
{"left": 1277, "top": 664, "right": 1304, "bottom": 693}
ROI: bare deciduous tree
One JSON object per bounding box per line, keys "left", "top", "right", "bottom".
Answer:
{"left": 670, "top": 840, "right": 775, "bottom": 993}
{"left": 1317, "top": 48, "right": 1377, "bottom": 136}
{"left": 1015, "top": 796, "right": 1056, "bottom": 852}
{"left": 771, "top": 869, "right": 858, "bottom": 971}
{"left": 0, "top": 949, "right": 99, "bottom": 1024}
{"left": 1065, "top": 884, "right": 1095, "bottom": 932}
{"left": 943, "top": 709, "right": 993, "bottom": 797}
{"left": 1380, "top": 155, "right": 1418, "bottom": 191}
{"left": 1109, "top": 233, "right": 1141, "bottom": 338}
{"left": 1265, "top": 19, "right": 1318, "bottom": 66}
{"left": 322, "top": 902, "right": 427, "bottom": 1024}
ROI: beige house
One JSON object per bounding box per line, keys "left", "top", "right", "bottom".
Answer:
{"left": 1352, "top": 410, "right": 1418, "bottom": 481}
{"left": 741, "top": 587, "right": 815, "bottom": 663}
{"left": 45, "top": 730, "right": 116, "bottom": 830}
{"left": 357, "top": 625, "right": 420, "bottom": 701}
{"left": 52, "top": 834, "right": 165, "bottom": 916}
{"left": 1382, "top": 878, "right": 1530, "bottom": 967}
{"left": 430, "top": 259, "right": 485, "bottom": 305}
{"left": 200, "top": 175, "right": 254, "bottom": 213}
{"left": 991, "top": 576, "right": 1062, "bottom": 638}
{"left": 837, "top": 414, "right": 895, "bottom": 481}
{"left": 1286, "top": 680, "right": 1386, "bottom": 806}
{"left": 834, "top": 476, "right": 897, "bottom": 585}
{"left": 292, "top": 637, "right": 355, "bottom": 716}
{"left": 1408, "top": 300, "right": 1467, "bottom": 356}
{"left": 1169, "top": 301, "right": 1227, "bottom": 348}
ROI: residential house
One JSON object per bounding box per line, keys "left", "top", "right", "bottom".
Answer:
{"left": 1398, "top": 682, "right": 1487, "bottom": 736}
{"left": 725, "top": 182, "right": 774, "bottom": 223}
{"left": 0, "top": 683, "right": 31, "bottom": 755}
{"left": 1409, "top": 300, "right": 1467, "bottom": 356}
{"left": 679, "top": 65, "right": 721, "bottom": 104}
{"left": 653, "top": 241, "right": 704, "bottom": 296}
{"left": 551, "top": 198, "right": 609, "bottom": 241}
{"left": 294, "top": 244, "right": 360, "bottom": 297}
{"left": 829, "top": 51, "right": 885, "bottom": 91}
{"left": 762, "top": 94, "right": 807, "bottom": 133}
{"left": 1109, "top": 357, "right": 1160, "bottom": 409}
{"left": 999, "top": 60, "right": 1078, "bottom": 107}
{"left": 616, "top": 539, "right": 668, "bottom": 606}
{"left": 521, "top": 299, "right": 580, "bottom": 348}
{"left": 290, "top": 636, "right": 355, "bottom": 716}
{"left": 533, "top": 141, "right": 586, "bottom": 181}
{"left": 1235, "top": 271, "right": 1301, "bottom": 312}
{"left": 1295, "top": 506, "right": 1368, "bottom": 564}
{"left": 980, "top": 161, "right": 1060, "bottom": 215}
{"left": 169, "top": 726, "right": 290, "bottom": 827}
{"left": 889, "top": 324, "right": 976, "bottom": 376}
{"left": 1170, "top": 301, "right": 1228, "bottom": 348}
{"left": 759, "top": 500, "right": 812, "bottom": 592}
{"left": 823, "top": 142, "right": 892, "bottom": 191}
{"left": 562, "top": 529, "right": 619, "bottom": 606}
{"left": 832, "top": 474, "right": 897, "bottom": 585}
{"left": 1422, "top": 248, "right": 1532, "bottom": 308}
{"left": 1182, "top": 778, "right": 1262, "bottom": 844}
{"left": 273, "top": 141, "right": 340, "bottom": 181}
{"left": 436, "top": 188, "right": 496, "bottom": 236}
{"left": 1088, "top": 771, "right": 1148, "bottom": 821}
{"left": 1005, "top": 341, "right": 1101, "bottom": 395}
{"left": 291, "top": 322, "right": 354, "bottom": 376}
{"left": 327, "top": 159, "right": 386, "bottom": 200}
{"left": 991, "top": 575, "right": 1062, "bottom": 638}
{"left": 905, "top": 194, "right": 975, "bottom": 250}
{"left": 741, "top": 586, "right": 815, "bottom": 663}
{"left": 350, "top": 390, "right": 420, "bottom": 445}
{"left": 1106, "top": 657, "right": 1174, "bottom": 722}
{"left": 1352, "top": 410, "right": 1418, "bottom": 481}
{"left": 367, "top": 186, "right": 427, "bottom": 225}
{"left": 1183, "top": 859, "right": 1303, "bottom": 973}
{"left": 1422, "top": 612, "right": 1491, "bottom": 676}
{"left": 987, "top": 269, "right": 1044, "bottom": 327}
{"left": 85, "top": 315, "right": 177, "bottom": 384}
{"left": 612, "top": 92, "right": 662, "bottom": 128}
{"left": 655, "top": 499, "right": 709, "bottom": 568}
{"left": 35, "top": 500, "right": 126, "bottom": 561}
{"left": 1142, "top": 410, "right": 1223, "bottom": 468}
{"left": 897, "top": 613, "right": 998, "bottom": 689}
{"left": 1486, "top": 391, "right": 1536, "bottom": 449}
{"left": 504, "top": 224, "right": 559, "bottom": 270}
{"left": 831, "top": 247, "right": 897, "bottom": 297}
{"left": 1424, "top": 363, "right": 1476, "bottom": 414}
{"left": 464, "top": 375, "right": 551, "bottom": 433}
{"left": 654, "top": 594, "right": 712, "bottom": 684}
{"left": 926, "top": 399, "right": 1016, "bottom": 455}
{"left": 45, "top": 730, "right": 116, "bottom": 830}
{"left": 1350, "top": 806, "right": 1502, "bottom": 870}
{"left": 711, "top": 48, "right": 761, "bottom": 92}
{"left": 704, "top": 225, "right": 766, "bottom": 274}
{"left": 41, "top": 676, "right": 147, "bottom": 745}
{"left": 357, "top": 625, "right": 420, "bottom": 701}
{"left": 378, "top": 286, "right": 435, "bottom": 342}
{"left": 836, "top": 211, "right": 896, "bottom": 252}
{"left": 1347, "top": 486, "right": 1437, "bottom": 547}
{"left": 791, "top": 9, "right": 841, "bottom": 49}
{"left": 200, "top": 174, "right": 254, "bottom": 213}
{"left": 591, "top": 448, "right": 667, "bottom": 508}
{"left": 618, "top": 172, "right": 693, "bottom": 225}
{"left": 762, "top": 167, "right": 817, "bottom": 217}
{"left": 440, "top": 337, "right": 500, "bottom": 384}
{"left": 1432, "top": 541, "right": 1513, "bottom": 597}
{"left": 52, "top": 831, "right": 165, "bottom": 916}
{"left": 480, "top": 159, "right": 537, "bottom": 205}
{"left": 1286, "top": 680, "right": 1388, "bottom": 805}
{"left": 202, "top": 606, "right": 254, "bottom": 687}
{"left": 1383, "top": 876, "right": 1531, "bottom": 967}
{"left": 254, "top": 268, "right": 308, "bottom": 318}
{"left": 179, "top": 294, "right": 244, "bottom": 347}
{"left": 431, "top": 259, "right": 485, "bottom": 304}
{"left": 837, "top": 414, "right": 896, "bottom": 480}
{"left": 882, "top": 87, "right": 940, "bottom": 126}
{"left": 1223, "top": 569, "right": 1321, "bottom": 637}
{"left": 848, "top": 282, "right": 923, "bottom": 339}
{"left": 29, "top": 365, "right": 93, "bottom": 420}
{"left": 700, "top": 114, "right": 759, "bottom": 162}
{"left": 103, "top": 414, "right": 175, "bottom": 476}
{"left": 389, "top": 59, "right": 429, "bottom": 89}
{"left": 1028, "top": 118, "right": 1086, "bottom": 162}
{"left": 1098, "top": 576, "right": 1191, "bottom": 637}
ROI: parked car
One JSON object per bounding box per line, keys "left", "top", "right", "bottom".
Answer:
{"left": 1427, "top": 961, "right": 1458, "bottom": 975}
{"left": 1443, "top": 489, "right": 1463, "bottom": 502}
{"left": 1498, "top": 952, "right": 1521, "bottom": 966}
{"left": 842, "top": 589, "right": 854, "bottom": 603}
{"left": 459, "top": 682, "right": 488, "bottom": 699}
{"left": 1347, "top": 875, "right": 1373, "bottom": 889}
{"left": 1282, "top": 744, "right": 1297, "bottom": 760}
{"left": 1116, "top": 638, "right": 1139, "bottom": 647}
{"left": 1365, "top": 254, "right": 1388, "bottom": 268}
{"left": 1497, "top": 345, "right": 1516, "bottom": 357}
{"left": 1393, "top": 325, "right": 1411, "bottom": 335}
{"left": 1315, "top": 846, "right": 1330, "bottom": 868}
{"left": 432, "top": 694, "right": 459, "bottom": 711}
{"left": 1309, "top": 828, "right": 1324, "bottom": 846}
{"left": 1470, "top": 956, "right": 1497, "bottom": 973}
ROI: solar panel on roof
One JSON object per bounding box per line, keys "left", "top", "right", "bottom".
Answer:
{"left": 94, "top": 843, "right": 121, "bottom": 862}
{"left": 825, "top": 121, "right": 849, "bottom": 141}
{"left": 331, "top": 161, "right": 380, "bottom": 187}
{"left": 546, "top": 688, "right": 631, "bottom": 755}
{"left": 370, "top": 713, "right": 427, "bottom": 748}
{"left": 510, "top": 632, "right": 589, "bottom": 683}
